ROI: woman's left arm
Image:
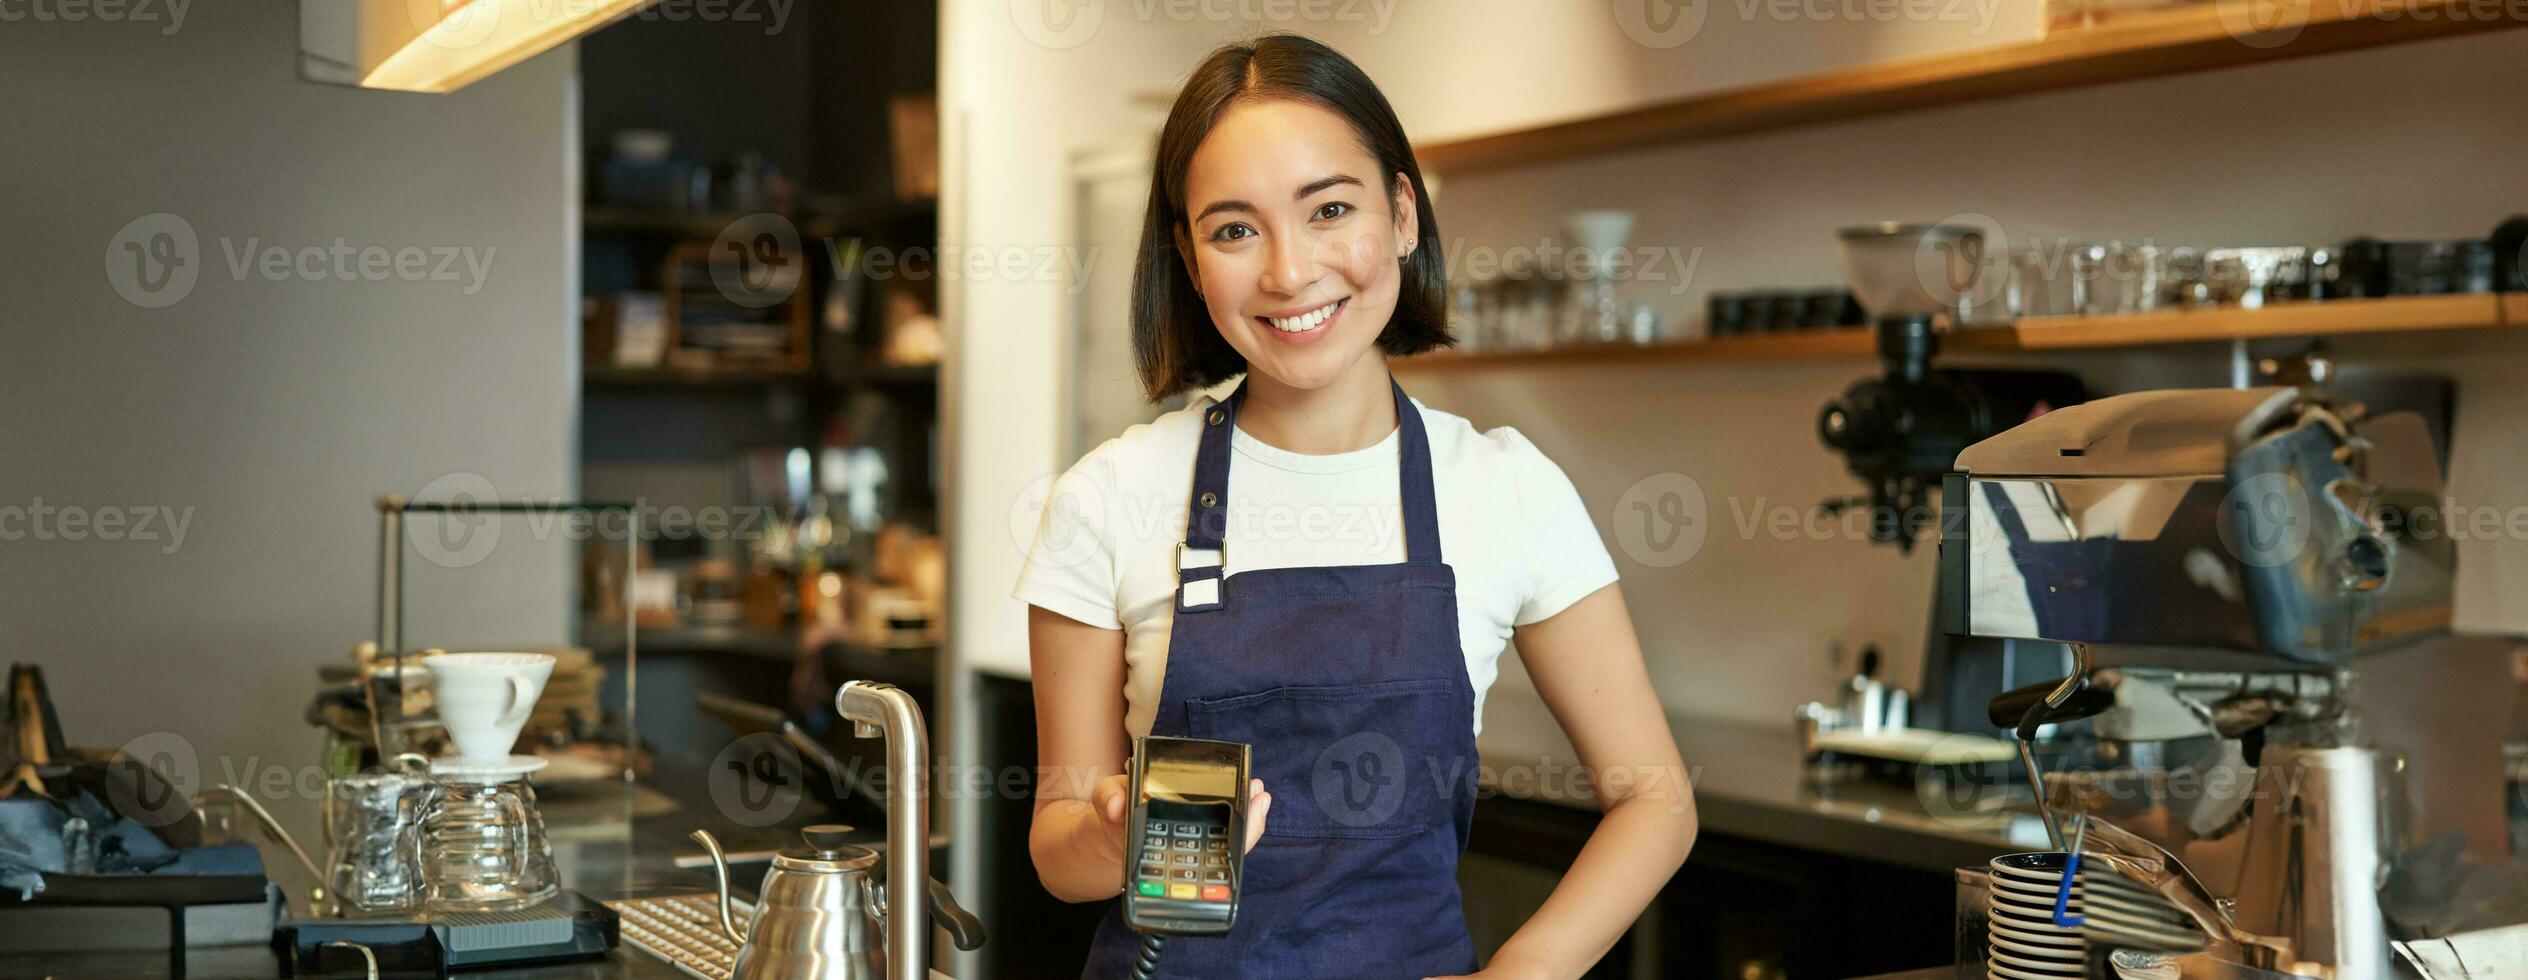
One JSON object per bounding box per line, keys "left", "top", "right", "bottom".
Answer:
{"left": 1432, "top": 583, "right": 1695, "bottom": 980}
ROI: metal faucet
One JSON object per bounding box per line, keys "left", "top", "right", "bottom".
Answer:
{"left": 836, "top": 680, "right": 928, "bottom": 980}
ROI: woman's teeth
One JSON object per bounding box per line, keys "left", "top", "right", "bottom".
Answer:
{"left": 1266, "top": 299, "right": 1341, "bottom": 333}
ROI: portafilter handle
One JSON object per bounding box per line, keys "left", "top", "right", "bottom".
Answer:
{"left": 1986, "top": 674, "right": 2115, "bottom": 732}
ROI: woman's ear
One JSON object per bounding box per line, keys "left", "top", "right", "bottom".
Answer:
{"left": 1173, "top": 223, "right": 1203, "bottom": 298}
{"left": 1390, "top": 172, "right": 1420, "bottom": 261}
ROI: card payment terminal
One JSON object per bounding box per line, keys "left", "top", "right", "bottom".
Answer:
{"left": 1121, "top": 735, "right": 1249, "bottom": 974}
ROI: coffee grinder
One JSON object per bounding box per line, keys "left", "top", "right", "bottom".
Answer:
{"left": 1817, "top": 223, "right": 2086, "bottom": 552}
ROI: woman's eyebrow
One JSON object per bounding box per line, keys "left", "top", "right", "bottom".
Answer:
{"left": 1191, "top": 174, "right": 1366, "bottom": 224}
{"left": 1193, "top": 199, "right": 1254, "bottom": 223}
{"left": 1295, "top": 174, "right": 1363, "bottom": 198}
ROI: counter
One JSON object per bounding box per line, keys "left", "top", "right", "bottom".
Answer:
{"left": 0, "top": 755, "right": 928, "bottom": 980}
{"left": 1474, "top": 691, "right": 2053, "bottom": 875}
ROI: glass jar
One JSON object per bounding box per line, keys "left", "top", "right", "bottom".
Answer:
{"left": 323, "top": 770, "right": 426, "bottom": 914}
{"left": 414, "top": 774, "right": 557, "bottom": 913}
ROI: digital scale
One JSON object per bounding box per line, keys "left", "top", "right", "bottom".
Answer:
{"left": 275, "top": 890, "right": 618, "bottom": 976}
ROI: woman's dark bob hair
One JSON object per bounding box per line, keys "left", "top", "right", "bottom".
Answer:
{"left": 1131, "top": 34, "right": 1451, "bottom": 402}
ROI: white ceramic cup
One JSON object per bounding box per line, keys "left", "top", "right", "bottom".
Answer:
{"left": 425, "top": 652, "right": 555, "bottom": 762}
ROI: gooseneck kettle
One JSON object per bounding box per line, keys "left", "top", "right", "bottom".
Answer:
{"left": 691, "top": 823, "right": 983, "bottom": 980}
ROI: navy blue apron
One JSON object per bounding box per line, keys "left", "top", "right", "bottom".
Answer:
{"left": 1080, "top": 379, "right": 1482, "bottom": 979}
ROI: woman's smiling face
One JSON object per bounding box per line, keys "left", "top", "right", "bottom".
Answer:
{"left": 1178, "top": 98, "right": 1417, "bottom": 393}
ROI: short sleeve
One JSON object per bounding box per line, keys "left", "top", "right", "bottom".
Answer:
{"left": 1505, "top": 430, "right": 1620, "bottom": 626}
{"left": 1012, "top": 453, "right": 1125, "bottom": 630}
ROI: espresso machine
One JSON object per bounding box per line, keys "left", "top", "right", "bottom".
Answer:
{"left": 1944, "top": 383, "right": 2507, "bottom": 978}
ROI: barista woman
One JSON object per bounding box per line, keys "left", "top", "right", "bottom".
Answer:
{"left": 1017, "top": 35, "right": 1695, "bottom": 979}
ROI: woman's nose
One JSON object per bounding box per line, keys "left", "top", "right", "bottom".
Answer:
{"left": 1259, "top": 228, "right": 1318, "bottom": 296}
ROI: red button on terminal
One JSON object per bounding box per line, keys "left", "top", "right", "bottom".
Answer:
{"left": 1201, "top": 885, "right": 1230, "bottom": 901}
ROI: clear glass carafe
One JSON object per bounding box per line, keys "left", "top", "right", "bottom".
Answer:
{"left": 414, "top": 775, "right": 557, "bottom": 912}
{"left": 323, "top": 770, "right": 426, "bottom": 914}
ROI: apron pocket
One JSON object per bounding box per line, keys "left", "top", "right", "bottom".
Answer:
{"left": 1184, "top": 677, "right": 1470, "bottom": 840}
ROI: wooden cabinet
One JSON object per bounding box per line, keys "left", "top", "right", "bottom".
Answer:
{"left": 1464, "top": 794, "right": 1956, "bottom": 979}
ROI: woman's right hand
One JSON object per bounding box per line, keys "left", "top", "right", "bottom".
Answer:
{"left": 1087, "top": 773, "right": 1274, "bottom": 861}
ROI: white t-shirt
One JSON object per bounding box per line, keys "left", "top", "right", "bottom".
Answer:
{"left": 1013, "top": 393, "right": 1619, "bottom": 738}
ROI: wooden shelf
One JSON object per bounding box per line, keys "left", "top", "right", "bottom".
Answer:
{"left": 829, "top": 361, "right": 939, "bottom": 387}
{"left": 583, "top": 208, "right": 839, "bottom": 239}
{"left": 1416, "top": 0, "right": 2528, "bottom": 174}
{"left": 584, "top": 365, "right": 811, "bottom": 389}
{"left": 1976, "top": 294, "right": 2508, "bottom": 350}
{"left": 584, "top": 362, "right": 937, "bottom": 392}
{"left": 1394, "top": 329, "right": 1877, "bottom": 372}
{"left": 1393, "top": 294, "right": 2521, "bottom": 372}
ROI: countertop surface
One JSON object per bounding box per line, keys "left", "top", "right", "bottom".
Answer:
{"left": 0, "top": 753, "right": 916, "bottom": 979}
{"left": 6, "top": 698, "right": 2037, "bottom": 977}
{"left": 1474, "top": 690, "right": 2053, "bottom": 874}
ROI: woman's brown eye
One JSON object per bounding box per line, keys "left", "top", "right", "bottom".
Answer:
{"left": 1212, "top": 224, "right": 1253, "bottom": 242}
{"left": 1313, "top": 202, "right": 1353, "bottom": 222}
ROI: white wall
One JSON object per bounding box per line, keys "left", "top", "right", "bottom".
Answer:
{"left": 945, "top": 1, "right": 2528, "bottom": 721}
{"left": 1376, "top": 25, "right": 2528, "bottom": 718}
{"left": 0, "top": 6, "right": 580, "bottom": 843}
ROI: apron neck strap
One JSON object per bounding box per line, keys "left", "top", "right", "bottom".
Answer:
{"left": 1179, "top": 376, "right": 1443, "bottom": 570}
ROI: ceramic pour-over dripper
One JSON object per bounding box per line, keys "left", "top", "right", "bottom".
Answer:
{"left": 423, "top": 652, "right": 555, "bottom": 767}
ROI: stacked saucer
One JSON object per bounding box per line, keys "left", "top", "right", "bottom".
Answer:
{"left": 1985, "top": 852, "right": 2087, "bottom": 979}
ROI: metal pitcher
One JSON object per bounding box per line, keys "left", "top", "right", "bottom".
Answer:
{"left": 693, "top": 825, "right": 885, "bottom": 980}
{"left": 690, "top": 823, "right": 987, "bottom": 980}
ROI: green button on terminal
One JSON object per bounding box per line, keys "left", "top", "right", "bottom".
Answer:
{"left": 1136, "top": 880, "right": 1165, "bottom": 897}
